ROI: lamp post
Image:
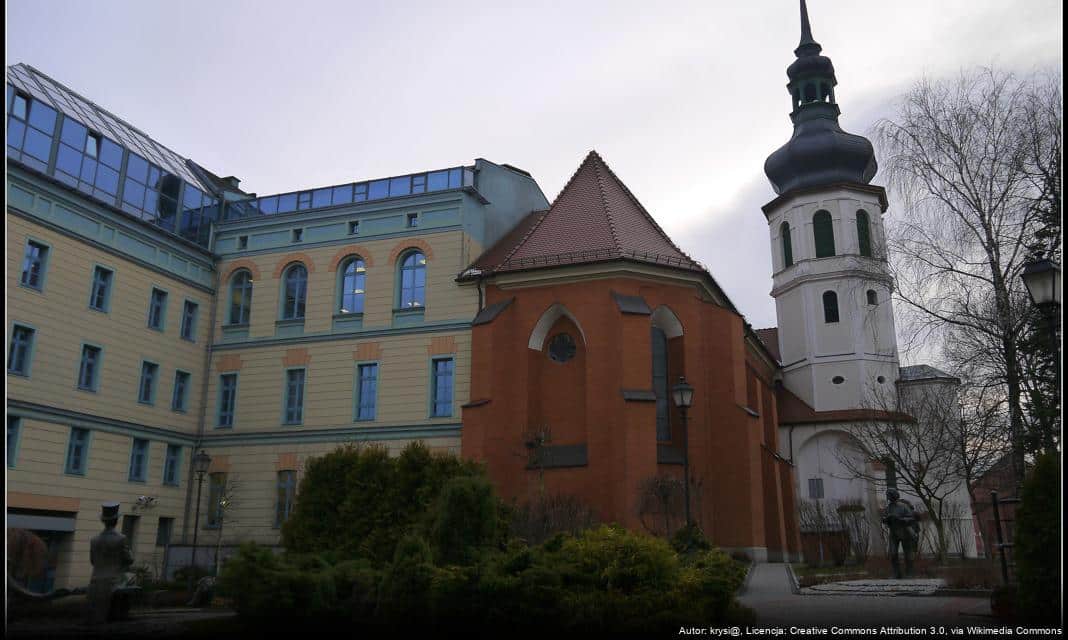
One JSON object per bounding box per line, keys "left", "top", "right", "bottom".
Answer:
{"left": 1021, "top": 257, "right": 1062, "bottom": 470}
{"left": 672, "top": 376, "right": 695, "bottom": 529}
{"left": 188, "top": 449, "right": 211, "bottom": 593}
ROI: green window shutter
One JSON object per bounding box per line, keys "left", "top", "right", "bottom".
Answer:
{"left": 781, "top": 222, "right": 793, "bottom": 267}
{"left": 856, "top": 211, "right": 872, "bottom": 257}
{"left": 813, "top": 211, "right": 836, "bottom": 258}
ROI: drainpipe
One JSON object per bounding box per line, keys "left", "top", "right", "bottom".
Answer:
{"left": 182, "top": 253, "right": 220, "bottom": 544}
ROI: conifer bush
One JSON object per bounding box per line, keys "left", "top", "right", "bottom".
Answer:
{"left": 1014, "top": 451, "right": 1060, "bottom": 622}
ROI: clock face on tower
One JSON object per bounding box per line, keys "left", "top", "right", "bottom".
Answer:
{"left": 548, "top": 333, "right": 576, "bottom": 363}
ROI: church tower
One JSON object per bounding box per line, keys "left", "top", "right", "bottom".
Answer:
{"left": 763, "top": 0, "right": 899, "bottom": 412}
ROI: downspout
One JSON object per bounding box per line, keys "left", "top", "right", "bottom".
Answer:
{"left": 181, "top": 231, "right": 220, "bottom": 544}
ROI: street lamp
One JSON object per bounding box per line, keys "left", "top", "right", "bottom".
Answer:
{"left": 188, "top": 449, "right": 211, "bottom": 594}
{"left": 1021, "top": 257, "right": 1062, "bottom": 461}
{"left": 672, "top": 376, "right": 695, "bottom": 528}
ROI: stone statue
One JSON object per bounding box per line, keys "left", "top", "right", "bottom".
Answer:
{"left": 882, "top": 488, "right": 920, "bottom": 579}
{"left": 87, "top": 502, "right": 135, "bottom": 624}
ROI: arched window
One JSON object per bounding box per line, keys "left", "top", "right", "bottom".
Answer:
{"left": 822, "top": 291, "right": 840, "bottom": 323}
{"left": 856, "top": 210, "right": 872, "bottom": 257}
{"left": 281, "top": 264, "right": 307, "bottom": 320}
{"left": 781, "top": 221, "right": 793, "bottom": 268}
{"left": 813, "top": 210, "right": 836, "bottom": 258}
{"left": 651, "top": 326, "right": 670, "bottom": 442}
{"left": 229, "top": 270, "right": 253, "bottom": 325}
{"left": 338, "top": 257, "right": 366, "bottom": 314}
{"left": 866, "top": 289, "right": 878, "bottom": 305}
{"left": 398, "top": 251, "right": 426, "bottom": 309}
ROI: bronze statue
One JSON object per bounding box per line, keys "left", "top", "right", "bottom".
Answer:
{"left": 882, "top": 488, "right": 920, "bottom": 579}
{"left": 87, "top": 502, "right": 135, "bottom": 624}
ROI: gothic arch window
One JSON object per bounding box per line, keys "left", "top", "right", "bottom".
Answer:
{"left": 397, "top": 250, "right": 426, "bottom": 309}
{"left": 280, "top": 263, "right": 307, "bottom": 320}
{"left": 866, "top": 289, "right": 878, "bottom": 305}
{"left": 651, "top": 326, "right": 671, "bottom": 442}
{"left": 337, "top": 257, "right": 366, "bottom": 314}
{"left": 813, "top": 210, "right": 836, "bottom": 258}
{"left": 528, "top": 303, "right": 587, "bottom": 351}
{"left": 781, "top": 221, "right": 794, "bottom": 268}
{"left": 856, "top": 210, "right": 872, "bottom": 257}
{"left": 822, "top": 291, "right": 840, "bottom": 323}
{"left": 228, "top": 270, "right": 253, "bottom": 325}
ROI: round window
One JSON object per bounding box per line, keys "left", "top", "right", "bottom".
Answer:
{"left": 832, "top": 376, "right": 845, "bottom": 385}
{"left": 877, "top": 376, "right": 886, "bottom": 384}
{"left": 548, "top": 333, "right": 576, "bottom": 363}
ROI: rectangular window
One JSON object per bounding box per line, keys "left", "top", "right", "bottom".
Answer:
{"left": 65, "top": 427, "right": 90, "bottom": 475}
{"left": 8, "top": 324, "right": 36, "bottom": 376}
{"left": 89, "top": 266, "right": 113, "bottom": 312}
{"left": 171, "top": 370, "right": 190, "bottom": 412}
{"left": 291, "top": 228, "right": 303, "bottom": 243}
{"left": 207, "top": 472, "right": 227, "bottom": 527}
{"left": 276, "top": 470, "right": 297, "bottom": 527}
{"left": 147, "top": 288, "right": 168, "bottom": 330}
{"left": 348, "top": 221, "right": 359, "bottom": 235}
{"left": 406, "top": 213, "right": 419, "bottom": 228}
{"left": 122, "top": 515, "right": 139, "bottom": 548}
{"left": 78, "top": 344, "right": 102, "bottom": 391}
{"left": 808, "top": 478, "right": 825, "bottom": 500}
{"left": 237, "top": 235, "right": 248, "bottom": 250}
{"left": 20, "top": 240, "right": 48, "bottom": 290}
{"left": 356, "top": 363, "right": 378, "bottom": 421}
{"left": 138, "top": 361, "right": 159, "bottom": 405}
{"left": 163, "top": 444, "right": 182, "bottom": 486}
{"left": 156, "top": 517, "right": 174, "bottom": 547}
{"left": 284, "top": 369, "right": 306, "bottom": 425}
{"left": 128, "top": 438, "right": 149, "bottom": 482}
{"left": 7, "top": 416, "right": 21, "bottom": 467}
{"left": 431, "top": 358, "right": 454, "bottom": 417}
{"left": 180, "top": 301, "right": 198, "bottom": 341}
{"left": 218, "top": 373, "right": 238, "bottom": 427}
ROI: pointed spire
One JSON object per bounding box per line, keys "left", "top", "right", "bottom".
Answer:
{"left": 794, "top": 0, "right": 822, "bottom": 57}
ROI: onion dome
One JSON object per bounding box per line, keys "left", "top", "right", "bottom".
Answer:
{"left": 764, "top": 0, "right": 877, "bottom": 196}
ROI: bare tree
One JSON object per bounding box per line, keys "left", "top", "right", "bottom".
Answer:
{"left": 211, "top": 475, "right": 240, "bottom": 576}
{"left": 836, "top": 380, "right": 972, "bottom": 562}
{"left": 873, "top": 67, "right": 1062, "bottom": 484}
{"left": 637, "top": 474, "right": 684, "bottom": 538}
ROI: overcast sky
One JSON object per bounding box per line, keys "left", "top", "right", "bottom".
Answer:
{"left": 6, "top": 0, "right": 1063, "bottom": 338}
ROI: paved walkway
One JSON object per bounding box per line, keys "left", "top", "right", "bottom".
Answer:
{"left": 739, "top": 563, "right": 997, "bottom": 628}
{"left": 7, "top": 608, "right": 237, "bottom": 639}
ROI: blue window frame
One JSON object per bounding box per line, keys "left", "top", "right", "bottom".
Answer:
{"left": 339, "top": 258, "right": 366, "bottom": 314}
{"left": 7, "top": 94, "right": 56, "bottom": 172}
{"left": 55, "top": 117, "right": 121, "bottom": 200}
{"left": 78, "top": 344, "right": 102, "bottom": 391}
{"left": 8, "top": 324, "right": 35, "bottom": 376}
{"left": 229, "top": 271, "right": 253, "bottom": 325}
{"left": 284, "top": 369, "right": 306, "bottom": 425}
{"left": 398, "top": 251, "right": 426, "bottom": 309}
{"left": 431, "top": 358, "right": 454, "bottom": 417}
{"left": 20, "top": 240, "right": 49, "bottom": 290}
{"left": 122, "top": 152, "right": 179, "bottom": 228}
{"left": 128, "top": 438, "right": 149, "bottom": 482}
{"left": 171, "top": 370, "right": 190, "bottom": 412}
{"left": 147, "top": 288, "right": 168, "bottom": 330}
{"left": 163, "top": 444, "right": 181, "bottom": 486}
{"left": 138, "top": 361, "right": 159, "bottom": 404}
{"left": 355, "top": 363, "right": 378, "bottom": 421}
{"left": 275, "top": 470, "right": 297, "bottom": 527}
{"left": 65, "top": 427, "right": 90, "bottom": 475}
{"left": 218, "top": 373, "right": 238, "bottom": 427}
{"left": 281, "top": 265, "right": 307, "bottom": 320}
{"left": 180, "top": 301, "right": 198, "bottom": 341}
{"left": 89, "top": 266, "right": 113, "bottom": 312}
{"left": 7, "top": 415, "right": 21, "bottom": 468}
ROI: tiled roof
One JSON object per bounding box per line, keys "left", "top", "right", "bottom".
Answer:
{"left": 898, "top": 364, "right": 959, "bottom": 383}
{"left": 775, "top": 385, "right": 913, "bottom": 426}
{"left": 468, "top": 151, "right": 703, "bottom": 275}
{"left": 754, "top": 327, "right": 781, "bottom": 363}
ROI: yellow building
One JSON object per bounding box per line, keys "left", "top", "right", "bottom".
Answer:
{"left": 5, "top": 63, "right": 547, "bottom": 589}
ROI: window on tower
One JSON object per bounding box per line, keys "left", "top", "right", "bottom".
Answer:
{"left": 780, "top": 221, "right": 793, "bottom": 268}
{"left": 822, "top": 291, "right": 840, "bottom": 323}
{"left": 856, "top": 210, "right": 872, "bottom": 257}
{"left": 813, "top": 211, "right": 836, "bottom": 258}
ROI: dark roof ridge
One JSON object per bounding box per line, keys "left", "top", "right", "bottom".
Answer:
{"left": 589, "top": 152, "right": 623, "bottom": 253}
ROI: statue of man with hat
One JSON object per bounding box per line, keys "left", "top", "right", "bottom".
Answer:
{"left": 87, "top": 502, "right": 134, "bottom": 624}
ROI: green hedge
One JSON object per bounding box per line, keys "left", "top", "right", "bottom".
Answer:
{"left": 220, "top": 526, "right": 751, "bottom": 633}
